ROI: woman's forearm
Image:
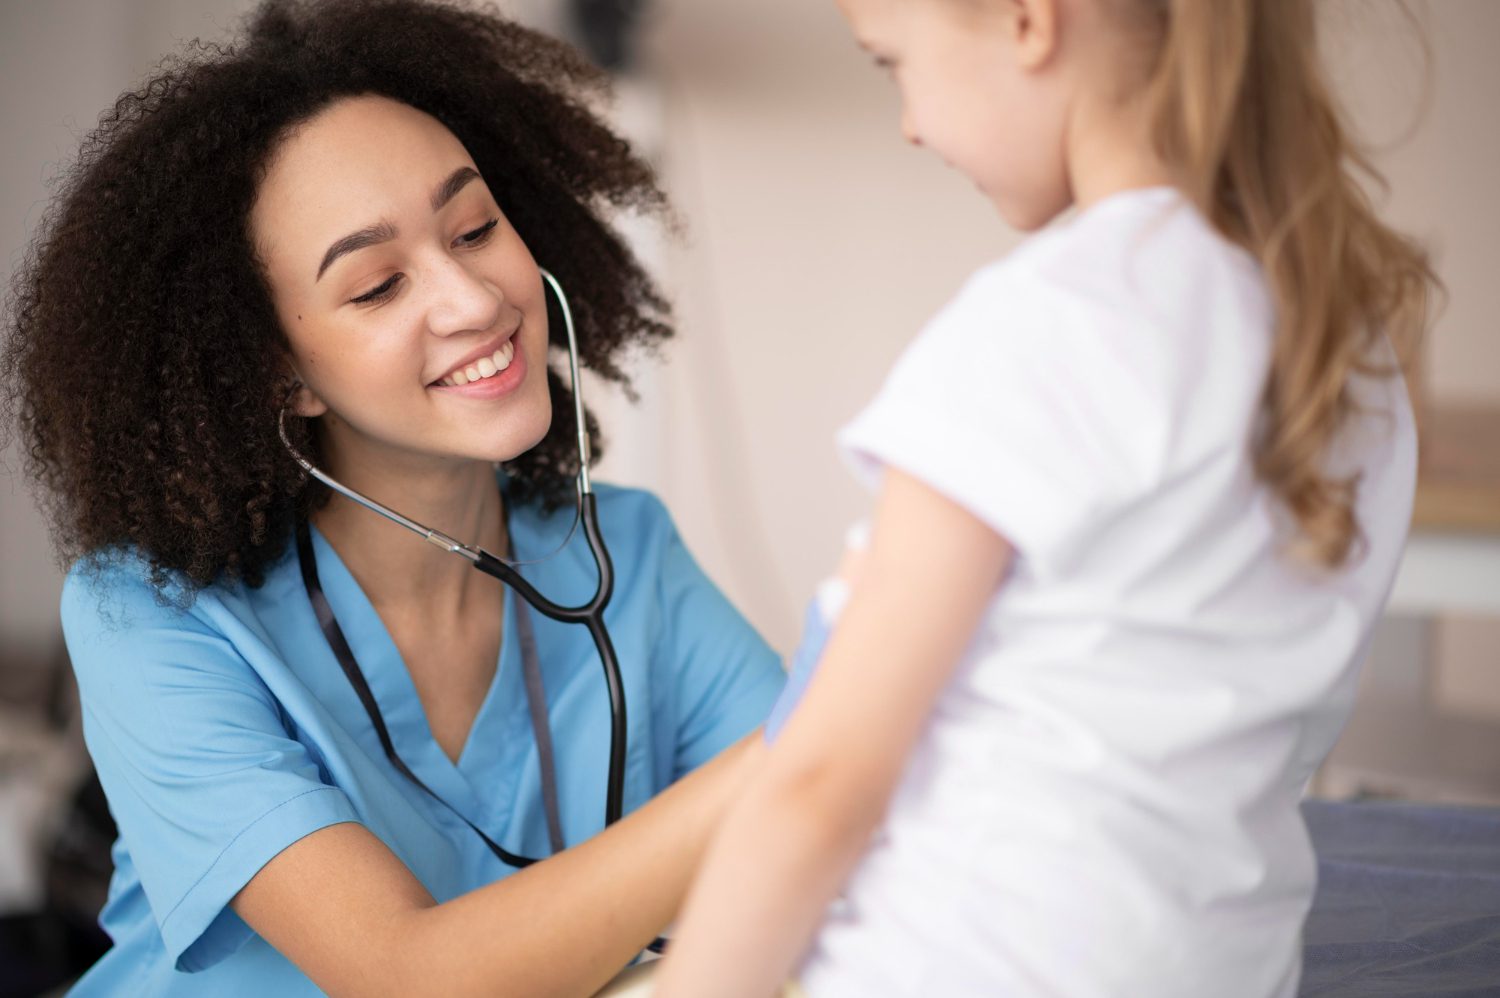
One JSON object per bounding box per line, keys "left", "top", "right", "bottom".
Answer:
{"left": 397, "top": 735, "right": 764, "bottom": 997}
{"left": 235, "top": 734, "right": 764, "bottom": 998}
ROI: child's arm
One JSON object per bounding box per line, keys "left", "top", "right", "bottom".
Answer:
{"left": 654, "top": 468, "right": 1013, "bottom": 998}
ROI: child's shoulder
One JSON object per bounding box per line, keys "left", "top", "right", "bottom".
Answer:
{"left": 939, "top": 187, "right": 1270, "bottom": 361}
{"left": 995, "top": 186, "right": 1256, "bottom": 291}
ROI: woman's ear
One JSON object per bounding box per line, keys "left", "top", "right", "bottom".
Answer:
{"left": 286, "top": 373, "right": 329, "bottom": 419}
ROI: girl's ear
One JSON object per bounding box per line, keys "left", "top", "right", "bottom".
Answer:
{"left": 1009, "top": 0, "right": 1060, "bottom": 71}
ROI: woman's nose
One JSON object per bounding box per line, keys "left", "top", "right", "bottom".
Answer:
{"left": 424, "top": 253, "right": 503, "bottom": 338}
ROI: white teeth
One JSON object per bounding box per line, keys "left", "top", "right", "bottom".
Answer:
{"left": 437, "top": 338, "right": 517, "bottom": 387}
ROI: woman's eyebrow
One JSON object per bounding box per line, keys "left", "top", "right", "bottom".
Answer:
{"left": 316, "top": 220, "right": 398, "bottom": 281}
{"left": 314, "top": 166, "right": 483, "bottom": 281}
{"left": 430, "top": 165, "right": 480, "bottom": 212}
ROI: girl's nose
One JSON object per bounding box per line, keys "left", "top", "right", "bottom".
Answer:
{"left": 900, "top": 107, "right": 922, "bottom": 148}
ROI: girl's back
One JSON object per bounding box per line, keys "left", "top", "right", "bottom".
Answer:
{"left": 802, "top": 184, "right": 1416, "bottom": 997}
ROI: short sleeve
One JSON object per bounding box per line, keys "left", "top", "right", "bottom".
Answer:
{"left": 764, "top": 598, "right": 831, "bottom": 743}
{"left": 648, "top": 498, "right": 785, "bottom": 776}
{"left": 836, "top": 264, "right": 1168, "bottom": 576}
{"left": 61, "top": 559, "right": 360, "bottom": 972}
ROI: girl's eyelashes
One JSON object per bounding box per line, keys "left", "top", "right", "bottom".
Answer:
{"left": 347, "top": 218, "right": 500, "bottom": 305}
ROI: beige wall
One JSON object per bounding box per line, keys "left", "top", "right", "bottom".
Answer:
{"left": 1322, "top": 0, "right": 1500, "bottom": 404}
{"left": 2, "top": 0, "right": 1497, "bottom": 658}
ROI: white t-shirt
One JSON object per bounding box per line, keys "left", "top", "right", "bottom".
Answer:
{"left": 796, "top": 187, "right": 1416, "bottom": 998}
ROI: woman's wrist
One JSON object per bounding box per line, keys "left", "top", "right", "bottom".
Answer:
{"left": 700, "top": 732, "right": 767, "bottom": 838}
{"left": 652, "top": 731, "right": 766, "bottom": 866}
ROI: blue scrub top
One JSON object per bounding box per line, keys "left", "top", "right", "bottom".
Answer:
{"left": 60, "top": 483, "right": 784, "bottom": 995}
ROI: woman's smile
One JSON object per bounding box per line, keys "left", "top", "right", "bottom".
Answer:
{"left": 429, "top": 337, "right": 528, "bottom": 400}
{"left": 428, "top": 315, "right": 523, "bottom": 387}
{"left": 435, "top": 340, "right": 515, "bottom": 387}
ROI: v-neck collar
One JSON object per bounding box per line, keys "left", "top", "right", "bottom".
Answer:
{"left": 300, "top": 482, "right": 600, "bottom": 840}
{"left": 455, "top": 499, "right": 569, "bottom": 812}
{"left": 306, "top": 522, "right": 527, "bottom": 826}
{"left": 455, "top": 572, "right": 530, "bottom": 783}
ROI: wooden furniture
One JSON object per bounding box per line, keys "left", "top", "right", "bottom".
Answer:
{"left": 1387, "top": 405, "right": 1500, "bottom": 617}
{"left": 1320, "top": 405, "right": 1500, "bottom": 804}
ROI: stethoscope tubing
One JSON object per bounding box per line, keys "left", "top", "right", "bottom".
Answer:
{"left": 471, "top": 490, "right": 625, "bottom": 825}
{"left": 278, "top": 267, "right": 628, "bottom": 829}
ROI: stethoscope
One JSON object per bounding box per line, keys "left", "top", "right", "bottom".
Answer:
{"left": 278, "top": 268, "right": 627, "bottom": 867}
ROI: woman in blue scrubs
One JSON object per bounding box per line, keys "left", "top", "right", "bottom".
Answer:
{"left": 3, "top": 2, "right": 783, "bottom": 994}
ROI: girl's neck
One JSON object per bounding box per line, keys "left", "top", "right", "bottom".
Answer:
{"left": 1064, "top": 86, "right": 1179, "bottom": 214}
{"left": 310, "top": 439, "right": 507, "bottom": 626}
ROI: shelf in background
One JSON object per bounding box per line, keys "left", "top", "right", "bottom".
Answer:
{"left": 1412, "top": 404, "right": 1500, "bottom": 533}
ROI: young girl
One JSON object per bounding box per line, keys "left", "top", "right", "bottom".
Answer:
{"left": 655, "top": 0, "right": 1435, "bottom": 995}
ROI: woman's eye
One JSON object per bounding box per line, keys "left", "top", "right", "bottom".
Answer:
{"left": 457, "top": 218, "right": 499, "bottom": 246}
{"left": 347, "top": 219, "right": 496, "bottom": 305}
{"left": 351, "top": 274, "right": 401, "bottom": 305}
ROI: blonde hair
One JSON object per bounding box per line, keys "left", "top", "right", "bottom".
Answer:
{"left": 1133, "top": 0, "right": 1438, "bottom": 567}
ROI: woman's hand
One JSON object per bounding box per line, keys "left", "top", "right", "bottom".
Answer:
{"left": 232, "top": 731, "right": 764, "bottom": 998}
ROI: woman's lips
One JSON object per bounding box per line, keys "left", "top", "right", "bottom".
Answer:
{"left": 428, "top": 342, "right": 527, "bottom": 400}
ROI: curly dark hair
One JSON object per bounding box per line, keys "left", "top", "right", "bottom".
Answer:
{"left": 3, "top": 0, "right": 672, "bottom": 596}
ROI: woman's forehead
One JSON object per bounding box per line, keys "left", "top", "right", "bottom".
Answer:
{"left": 251, "top": 96, "right": 479, "bottom": 270}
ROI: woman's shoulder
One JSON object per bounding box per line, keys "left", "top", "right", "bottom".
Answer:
{"left": 586, "top": 482, "right": 681, "bottom": 546}
{"left": 62, "top": 547, "right": 196, "bottom": 629}
{"left": 582, "top": 483, "right": 728, "bottom": 598}
{"left": 60, "top": 537, "right": 313, "bottom": 713}
{"left": 508, "top": 481, "right": 686, "bottom": 582}
{"left": 590, "top": 480, "right": 670, "bottom": 516}
{"left": 60, "top": 549, "right": 226, "bottom": 692}
{"left": 60, "top": 539, "right": 291, "bottom": 647}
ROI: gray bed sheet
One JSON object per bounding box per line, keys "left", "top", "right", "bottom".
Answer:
{"left": 1301, "top": 798, "right": 1500, "bottom": 996}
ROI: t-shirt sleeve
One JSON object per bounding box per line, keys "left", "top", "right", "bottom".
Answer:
{"left": 836, "top": 264, "right": 1169, "bottom": 576}
{"left": 646, "top": 497, "right": 786, "bottom": 778}
{"left": 764, "top": 597, "right": 832, "bottom": 743}
{"left": 61, "top": 559, "right": 361, "bottom": 973}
